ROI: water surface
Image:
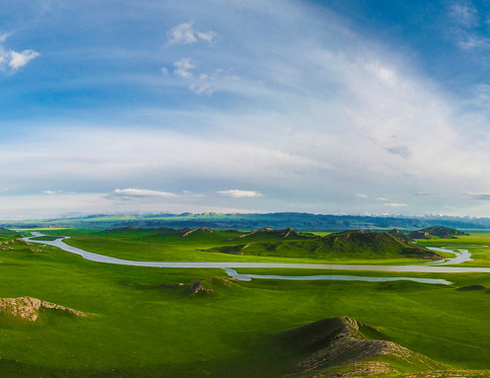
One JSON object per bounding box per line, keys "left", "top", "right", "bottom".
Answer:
{"left": 225, "top": 269, "right": 453, "bottom": 285}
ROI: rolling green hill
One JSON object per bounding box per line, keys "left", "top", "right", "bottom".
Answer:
{"left": 210, "top": 230, "right": 443, "bottom": 261}
{"left": 283, "top": 316, "right": 444, "bottom": 376}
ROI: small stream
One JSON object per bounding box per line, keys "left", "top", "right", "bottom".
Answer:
{"left": 224, "top": 269, "right": 453, "bottom": 285}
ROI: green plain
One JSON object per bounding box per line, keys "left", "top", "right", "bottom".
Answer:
{"left": 0, "top": 229, "right": 488, "bottom": 376}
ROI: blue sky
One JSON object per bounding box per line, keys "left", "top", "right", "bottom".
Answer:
{"left": 3, "top": 0, "right": 490, "bottom": 219}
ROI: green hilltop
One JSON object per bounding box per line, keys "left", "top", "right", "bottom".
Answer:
{"left": 408, "top": 226, "right": 469, "bottom": 239}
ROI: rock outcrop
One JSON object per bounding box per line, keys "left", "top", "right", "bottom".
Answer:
{"left": 387, "top": 228, "right": 411, "bottom": 242}
{"left": 0, "top": 296, "right": 87, "bottom": 321}
{"left": 188, "top": 280, "right": 214, "bottom": 295}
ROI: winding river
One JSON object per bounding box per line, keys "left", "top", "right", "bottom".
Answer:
{"left": 427, "top": 246, "right": 473, "bottom": 265}
{"left": 22, "top": 233, "right": 490, "bottom": 284}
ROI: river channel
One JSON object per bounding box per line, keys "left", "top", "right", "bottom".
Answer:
{"left": 23, "top": 233, "right": 490, "bottom": 284}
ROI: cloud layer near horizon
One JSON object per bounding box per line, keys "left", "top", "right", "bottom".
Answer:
{"left": 2, "top": 0, "right": 490, "bottom": 218}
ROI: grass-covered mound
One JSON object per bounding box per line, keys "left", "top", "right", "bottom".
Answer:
{"left": 283, "top": 316, "right": 444, "bottom": 376}
{"left": 456, "top": 285, "right": 486, "bottom": 291}
{"left": 210, "top": 230, "right": 443, "bottom": 261}
{"left": 0, "top": 228, "right": 20, "bottom": 243}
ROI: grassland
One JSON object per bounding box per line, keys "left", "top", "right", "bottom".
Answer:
{"left": 0, "top": 228, "right": 489, "bottom": 376}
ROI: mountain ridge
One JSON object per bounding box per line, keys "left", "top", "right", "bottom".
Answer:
{"left": 6, "top": 212, "right": 490, "bottom": 230}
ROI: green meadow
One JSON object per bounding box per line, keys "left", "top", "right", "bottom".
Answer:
{"left": 0, "top": 228, "right": 489, "bottom": 376}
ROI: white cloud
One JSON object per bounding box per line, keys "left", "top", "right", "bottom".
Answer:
{"left": 217, "top": 190, "right": 263, "bottom": 198}
{"left": 173, "top": 58, "right": 196, "bottom": 78}
{"left": 355, "top": 193, "right": 368, "bottom": 199}
{"left": 42, "top": 190, "right": 62, "bottom": 195}
{"left": 8, "top": 50, "right": 40, "bottom": 70}
{"left": 0, "top": 34, "right": 39, "bottom": 72}
{"left": 0, "top": 33, "right": 11, "bottom": 43}
{"left": 109, "top": 188, "right": 177, "bottom": 199}
{"left": 168, "top": 21, "right": 217, "bottom": 45}
{"left": 168, "top": 22, "right": 197, "bottom": 44}
{"left": 383, "top": 203, "right": 408, "bottom": 208}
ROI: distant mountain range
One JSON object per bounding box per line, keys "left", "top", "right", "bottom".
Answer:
{"left": 5, "top": 211, "right": 490, "bottom": 230}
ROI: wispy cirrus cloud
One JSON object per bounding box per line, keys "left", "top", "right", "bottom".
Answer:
{"left": 447, "top": 2, "right": 490, "bottom": 50}
{"left": 450, "top": 3, "right": 478, "bottom": 28}
{"left": 168, "top": 60, "right": 239, "bottom": 95}
{"left": 189, "top": 69, "right": 240, "bottom": 95}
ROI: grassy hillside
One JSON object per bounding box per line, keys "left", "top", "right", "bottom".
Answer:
{"left": 0, "top": 228, "right": 21, "bottom": 242}
{"left": 210, "top": 230, "right": 442, "bottom": 261}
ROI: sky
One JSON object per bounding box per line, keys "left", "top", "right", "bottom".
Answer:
{"left": 3, "top": 0, "right": 490, "bottom": 219}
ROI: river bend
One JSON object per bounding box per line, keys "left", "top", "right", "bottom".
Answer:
{"left": 23, "top": 233, "right": 490, "bottom": 274}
